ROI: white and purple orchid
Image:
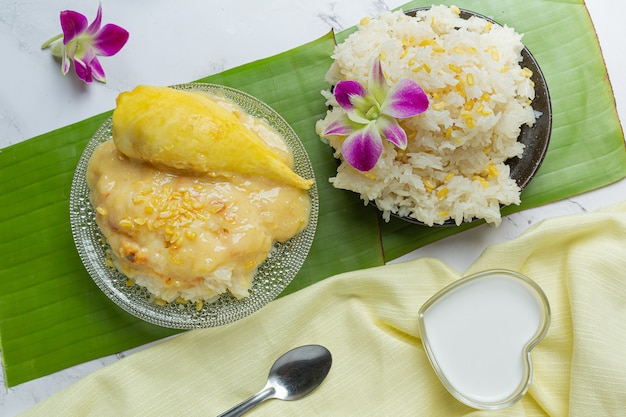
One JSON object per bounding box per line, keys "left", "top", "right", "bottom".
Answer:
{"left": 41, "top": 3, "right": 129, "bottom": 84}
{"left": 323, "top": 57, "right": 429, "bottom": 171}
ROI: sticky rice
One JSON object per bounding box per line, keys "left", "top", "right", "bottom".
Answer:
{"left": 316, "top": 5, "right": 537, "bottom": 226}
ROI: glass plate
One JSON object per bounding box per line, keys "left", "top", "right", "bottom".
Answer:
{"left": 69, "top": 83, "right": 318, "bottom": 329}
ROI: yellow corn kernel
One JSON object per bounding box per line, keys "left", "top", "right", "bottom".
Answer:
{"left": 171, "top": 254, "right": 184, "bottom": 265}
{"left": 141, "top": 187, "right": 154, "bottom": 196}
{"left": 445, "top": 127, "right": 453, "bottom": 138}
{"left": 468, "top": 47, "right": 478, "bottom": 54}
{"left": 360, "top": 17, "right": 370, "bottom": 26}
{"left": 159, "top": 210, "right": 173, "bottom": 219}
{"left": 133, "top": 217, "right": 147, "bottom": 226}
{"left": 450, "top": 5, "right": 461, "bottom": 14}
{"left": 96, "top": 206, "right": 108, "bottom": 216}
{"left": 500, "top": 66, "right": 510, "bottom": 73}
{"left": 476, "top": 103, "right": 491, "bottom": 116}
{"left": 490, "top": 49, "right": 499, "bottom": 62}
{"left": 172, "top": 232, "right": 183, "bottom": 245}
{"left": 144, "top": 205, "right": 155, "bottom": 215}
{"left": 432, "top": 101, "right": 447, "bottom": 111}
{"left": 131, "top": 195, "right": 145, "bottom": 205}
{"left": 125, "top": 279, "right": 135, "bottom": 287}
{"left": 408, "top": 58, "right": 416, "bottom": 67}
{"left": 444, "top": 173, "right": 455, "bottom": 182}
{"left": 209, "top": 201, "right": 226, "bottom": 214}
{"left": 466, "top": 118, "right": 475, "bottom": 129}
{"left": 380, "top": 51, "right": 387, "bottom": 61}
{"left": 419, "top": 39, "right": 436, "bottom": 47}
{"left": 400, "top": 48, "right": 408, "bottom": 59}
{"left": 464, "top": 99, "right": 475, "bottom": 111}
{"left": 485, "top": 22, "right": 493, "bottom": 31}
{"left": 178, "top": 217, "right": 193, "bottom": 228}
{"left": 483, "top": 146, "right": 491, "bottom": 154}
{"left": 521, "top": 67, "right": 533, "bottom": 78}
{"left": 438, "top": 210, "right": 450, "bottom": 218}
{"left": 196, "top": 300, "right": 203, "bottom": 311}
{"left": 481, "top": 92, "right": 491, "bottom": 102}
{"left": 363, "top": 171, "right": 377, "bottom": 180}
{"left": 423, "top": 179, "right": 436, "bottom": 193}
{"left": 466, "top": 73, "right": 475, "bottom": 86}
{"left": 449, "top": 64, "right": 462, "bottom": 74}
{"left": 118, "top": 218, "right": 133, "bottom": 229}
{"left": 437, "top": 187, "right": 449, "bottom": 200}
{"left": 453, "top": 46, "right": 465, "bottom": 55}
{"left": 185, "top": 230, "right": 198, "bottom": 240}
{"left": 154, "top": 298, "right": 167, "bottom": 306}
{"left": 473, "top": 175, "right": 490, "bottom": 188}
{"left": 456, "top": 79, "right": 466, "bottom": 97}
{"left": 432, "top": 46, "right": 446, "bottom": 53}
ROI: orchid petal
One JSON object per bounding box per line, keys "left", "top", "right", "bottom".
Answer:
{"left": 88, "top": 55, "right": 107, "bottom": 83}
{"left": 60, "top": 44, "right": 71, "bottom": 75}
{"left": 368, "top": 57, "right": 388, "bottom": 105}
{"left": 60, "top": 10, "right": 88, "bottom": 44}
{"left": 334, "top": 80, "right": 367, "bottom": 111}
{"left": 73, "top": 56, "right": 93, "bottom": 83}
{"left": 377, "top": 116, "right": 408, "bottom": 149}
{"left": 342, "top": 123, "right": 383, "bottom": 172}
{"left": 86, "top": 3, "right": 103, "bottom": 35}
{"left": 322, "top": 117, "right": 355, "bottom": 136}
{"left": 92, "top": 24, "right": 129, "bottom": 56}
{"left": 381, "top": 78, "right": 429, "bottom": 118}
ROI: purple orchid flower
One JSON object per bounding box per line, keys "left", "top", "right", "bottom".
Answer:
{"left": 323, "top": 57, "right": 429, "bottom": 171}
{"left": 41, "top": 3, "right": 129, "bottom": 83}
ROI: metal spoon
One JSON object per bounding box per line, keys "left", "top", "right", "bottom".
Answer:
{"left": 217, "top": 344, "right": 332, "bottom": 417}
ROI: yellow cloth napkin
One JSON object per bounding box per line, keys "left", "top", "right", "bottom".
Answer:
{"left": 20, "top": 202, "right": 626, "bottom": 416}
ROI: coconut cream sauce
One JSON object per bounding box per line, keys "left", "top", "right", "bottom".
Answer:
{"left": 86, "top": 100, "right": 310, "bottom": 302}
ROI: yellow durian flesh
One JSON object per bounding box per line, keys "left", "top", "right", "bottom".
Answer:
{"left": 111, "top": 85, "right": 313, "bottom": 190}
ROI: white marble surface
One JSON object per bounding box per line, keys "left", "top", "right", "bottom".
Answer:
{"left": 0, "top": 0, "right": 624, "bottom": 415}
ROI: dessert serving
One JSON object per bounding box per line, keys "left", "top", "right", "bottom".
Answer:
{"left": 316, "top": 5, "right": 549, "bottom": 226}
{"left": 87, "top": 85, "right": 312, "bottom": 305}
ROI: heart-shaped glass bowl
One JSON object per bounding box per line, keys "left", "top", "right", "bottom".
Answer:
{"left": 70, "top": 83, "right": 318, "bottom": 329}
{"left": 418, "top": 269, "right": 550, "bottom": 409}
{"left": 391, "top": 8, "right": 552, "bottom": 226}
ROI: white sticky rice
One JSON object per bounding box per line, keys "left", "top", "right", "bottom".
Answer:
{"left": 316, "top": 5, "right": 537, "bottom": 226}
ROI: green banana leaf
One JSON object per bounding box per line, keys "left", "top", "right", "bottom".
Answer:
{"left": 1, "top": 0, "right": 624, "bottom": 388}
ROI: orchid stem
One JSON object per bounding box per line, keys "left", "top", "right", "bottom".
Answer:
{"left": 41, "top": 34, "right": 63, "bottom": 50}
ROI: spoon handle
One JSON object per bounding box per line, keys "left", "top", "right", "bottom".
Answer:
{"left": 217, "top": 387, "right": 276, "bottom": 417}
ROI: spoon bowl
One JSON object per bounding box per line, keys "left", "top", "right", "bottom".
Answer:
{"left": 218, "top": 344, "right": 332, "bottom": 416}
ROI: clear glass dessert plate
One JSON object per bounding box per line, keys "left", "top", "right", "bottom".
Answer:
{"left": 69, "top": 83, "right": 318, "bottom": 329}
